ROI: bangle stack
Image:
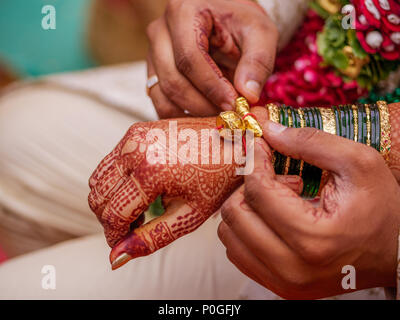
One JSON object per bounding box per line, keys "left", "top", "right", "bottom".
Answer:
{"left": 266, "top": 101, "right": 391, "bottom": 198}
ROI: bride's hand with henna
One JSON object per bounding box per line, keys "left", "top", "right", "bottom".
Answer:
{"left": 146, "top": 0, "right": 278, "bottom": 118}
{"left": 88, "top": 108, "right": 301, "bottom": 269}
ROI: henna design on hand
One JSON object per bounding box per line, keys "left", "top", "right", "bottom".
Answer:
{"left": 89, "top": 117, "right": 243, "bottom": 255}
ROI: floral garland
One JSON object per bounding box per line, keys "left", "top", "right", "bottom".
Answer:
{"left": 257, "top": 0, "right": 400, "bottom": 108}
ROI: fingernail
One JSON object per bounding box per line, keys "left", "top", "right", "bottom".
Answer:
{"left": 245, "top": 80, "right": 261, "bottom": 97}
{"left": 221, "top": 102, "right": 234, "bottom": 111}
{"left": 111, "top": 252, "right": 132, "bottom": 270}
{"left": 267, "top": 121, "right": 286, "bottom": 135}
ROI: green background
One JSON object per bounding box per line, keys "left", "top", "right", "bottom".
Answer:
{"left": 0, "top": 0, "right": 96, "bottom": 77}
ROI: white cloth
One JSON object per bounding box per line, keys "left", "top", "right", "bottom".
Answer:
{"left": 0, "top": 61, "right": 273, "bottom": 299}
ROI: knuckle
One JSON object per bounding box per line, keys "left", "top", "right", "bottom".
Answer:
{"left": 175, "top": 50, "right": 194, "bottom": 75}
{"left": 146, "top": 20, "right": 159, "bottom": 41}
{"left": 159, "top": 77, "right": 182, "bottom": 98}
{"left": 247, "top": 53, "right": 274, "bottom": 76}
{"left": 294, "top": 127, "right": 320, "bottom": 148}
{"left": 297, "top": 238, "right": 334, "bottom": 266}
{"left": 352, "top": 147, "right": 382, "bottom": 173}
{"left": 217, "top": 222, "right": 228, "bottom": 242}
{"left": 244, "top": 175, "right": 264, "bottom": 203}
{"left": 278, "top": 271, "right": 314, "bottom": 298}
{"left": 202, "top": 83, "right": 221, "bottom": 101}
{"left": 220, "top": 200, "right": 238, "bottom": 227}
{"left": 166, "top": 0, "right": 183, "bottom": 16}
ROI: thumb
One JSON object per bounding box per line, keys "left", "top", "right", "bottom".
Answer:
{"left": 234, "top": 23, "right": 278, "bottom": 104}
{"left": 261, "top": 119, "right": 365, "bottom": 175}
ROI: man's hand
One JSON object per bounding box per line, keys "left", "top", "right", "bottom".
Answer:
{"left": 218, "top": 120, "right": 400, "bottom": 299}
{"left": 146, "top": 0, "right": 278, "bottom": 118}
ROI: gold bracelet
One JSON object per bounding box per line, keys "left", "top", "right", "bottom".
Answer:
{"left": 283, "top": 108, "right": 294, "bottom": 175}
{"left": 377, "top": 101, "right": 391, "bottom": 162}
{"left": 319, "top": 107, "right": 336, "bottom": 135}
{"left": 365, "top": 104, "right": 371, "bottom": 147}
{"left": 267, "top": 103, "right": 280, "bottom": 124}
{"left": 352, "top": 105, "right": 358, "bottom": 142}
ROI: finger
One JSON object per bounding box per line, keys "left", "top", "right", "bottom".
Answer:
{"left": 260, "top": 119, "right": 379, "bottom": 177}
{"left": 147, "top": 18, "right": 219, "bottom": 116}
{"left": 276, "top": 175, "right": 303, "bottom": 194}
{"left": 100, "top": 177, "right": 156, "bottom": 247}
{"left": 234, "top": 18, "right": 278, "bottom": 103}
{"left": 89, "top": 141, "right": 124, "bottom": 188}
{"left": 110, "top": 201, "right": 206, "bottom": 270}
{"left": 220, "top": 186, "right": 295, "bottom": 273}
{"left": 166, "top": 4, "right": 238, "bottom": 110}
{"left": 147, "top": 55, "right": 187, "bottom": 119}
{"left": 244, "top": 138, "right": 331, "bottom": 253}
{"left": 88, "top": 161, "right": 129, "bottom": 217}
{"left": 218, "top": 220, "right": 287, "bottom": 296}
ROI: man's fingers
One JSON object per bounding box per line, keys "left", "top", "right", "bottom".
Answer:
{"left": 260, "top": 119, "right": 381, "bottom": 177}
{"left": 234, "top": 20, "right": 278, "bottom": 103}
{"left": 147, "top": 56, "right": 187, "bottom": 119}
{"left": 147, "top": 19, "right": 219, "bottom": 117}
{"left": 166, "top": 4, "right": 238, "bottom": 110}
{"left": 218, "top": 220, "right": 278, "bottom": 290}
{"left": 276, "top": 175, "right": 303, "bottom": 194}
{"left": 244, "top": 138, "right": 324, "bottom": 248}
{"left": 110, "top": 201, "right": 205, "bottom": 270}
{"left": 220, "top": 186, "right": 294, "bottom": 270}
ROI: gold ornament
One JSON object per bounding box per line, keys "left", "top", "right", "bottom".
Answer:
{"left": 352, "top": 105, "right": 358, "bottom": 142}
{"left": 377, "top": 101, "right": 391, "bottom": 163}
{"left": 340, "top": 46, "right": 370, "bottom": 79}
{"left": 216, "top": 111, "right": 245, "bottom": 140}
{"left": 216, "top": 97, "right": 263, "bottom": 140}
{"left": 235, "top": 97, "right": 263, "bottom": 137}
{"left": 319, "top": 107, "right": 336, "bottom": 135}
{"left": 316, "top": 0, "right": 342, "bottom": 14}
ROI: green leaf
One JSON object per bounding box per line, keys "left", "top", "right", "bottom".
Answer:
{"left": 331, "top": 51, "right": 349, "bottom": 69}
{"left": 148, "top": 195, "right": 165, "bottom": 216}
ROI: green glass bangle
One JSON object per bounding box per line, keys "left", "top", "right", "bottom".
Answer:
{"left": 274, "top": 105, "right": 288, "bottom": 174}
{"left": 310, "top": 108, "right": 323, "bottom": 198}
{"left": 288, "top": 107, "right": 301, "bottom": 175}
{"left": 302, "top": 108, "right": 320, "bottom": 198}
{"left": 348, "top": 105, "right": 355, "bottom": 142}
{"left": 370, "top": 104, "right": 377, "bottom": 151}
{"left": 333, "top": 106, "right": 342, "bottom": 137}
{"left": 339, "top": 106, "right": 348, "bottom": 140}
{"left": 372, "top": 103, "right": 381, "bottom": 152}
{"left": 300, "top": 108, "right": 314, "bottom": 198}
{"left": 360, "top": 104, "right": 367, "bottom": 145}
{"left": 344, "top": 105, "right": 352, "bottom": 141}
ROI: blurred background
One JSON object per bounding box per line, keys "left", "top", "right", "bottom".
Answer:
{"left": 0, "top": 0, "right": 169, "bottom": 263}
{"left": 0, "top": 0, "right": 167, "bottom": 88}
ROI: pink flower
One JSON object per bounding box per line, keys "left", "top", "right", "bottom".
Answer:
{"left": 255, "top": 10, "right": 367, "bottom": 108}
{"left": 352, "top": 0, "right": 400, "bottom": 60}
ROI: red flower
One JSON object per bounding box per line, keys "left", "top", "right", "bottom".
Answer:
{"left": 352, "top": 0, "right": 400, "bottom": 60}
{"left": 255, "top": 10, "right": 367, "bottom": 108}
